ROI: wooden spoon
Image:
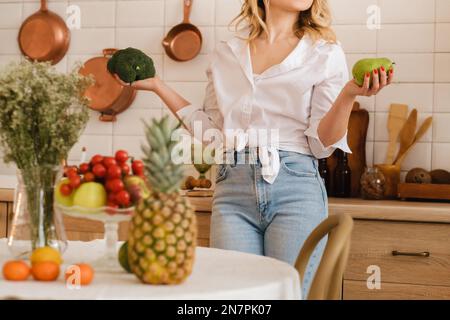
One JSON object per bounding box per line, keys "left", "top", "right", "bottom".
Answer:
{"left": 385, "top": 104, "right": 409, "bottom": 164}
{"left": 394, "top": 116, "right": 433, "bottom": 167}
{"left": 393, "top": 109, "right": 417, "bottom": 165}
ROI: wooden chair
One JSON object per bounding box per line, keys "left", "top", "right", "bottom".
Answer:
{"left": 295, "top": 214, "right": 354, "bottom": 300}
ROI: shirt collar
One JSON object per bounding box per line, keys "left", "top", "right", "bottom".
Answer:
{"left": 224, "top": 32, "right": 327, "bottom": 82}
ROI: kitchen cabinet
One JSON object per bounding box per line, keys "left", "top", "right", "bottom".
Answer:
{"left": 2, "top": 187, "right": 450, "bottom": 300}
{"left": 0, "top": 202, "right": 7, "bottom": 238}
{"left": 187, "top": 196, "right": 450, "bottom": 300}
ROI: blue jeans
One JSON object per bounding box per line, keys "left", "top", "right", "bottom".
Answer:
{"left": 211, "top": 149, "right": 328, "bottom": 298}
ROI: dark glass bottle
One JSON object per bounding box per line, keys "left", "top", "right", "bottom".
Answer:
{"left": 318, "top": 158, "right": 331, "bottom": 195}
{"left": 333, "top": 150, "right": 352, "bottom": 198}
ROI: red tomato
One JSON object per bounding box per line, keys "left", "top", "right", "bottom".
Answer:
{"left": 107, "top": 202, "right": 119, "bottom": 209}
{"left": 60, "top": 183, "right": 72, "bottom": 196}
{"left": 107, "top": 165, "right": 122, "bottom": 179}
{"left": 105, "top": 180, "right": 114, "bottom": 192}
{"left": 106, "top": 203, "right": 119, "bottom": 215}
{"left": 107, "top": 193, "right": 116, "bottom": 203}
{"left": 69, "top": 175, "right": 81, "bottom": 189}
{"left": 92, "top": 164, "right": 107, "bottom": 178}
{"left": 119, "top": 163, "right": 130, "bottom": 175}
{"left": 79, "top": 163, "right": 90, "bottom": 174}
{"left": 102, "top": 157, "right": 117, "bottom": 168}
{"left": 115, "top": 150, "right": 129, "bottom": 163}
{"left": 115, "top": 190, "right": 130, "bottom": 207}
{"left": 65, "top": 166, "right": 78, "bottom": 178}
{"left": 131, "top": 160, "right": 144, "bottom": 175}
{"left": 90, "top": 155, "right": 104, "bottom": 165}
{"left": 83, "top": 172, "right": 95, "bottom": 182}
{"left": 108, "top": 178, "right": 124, "bottom": 193}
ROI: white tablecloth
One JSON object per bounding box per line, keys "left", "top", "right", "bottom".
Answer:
{"left": 0, "top": 240, "right": 301, "bottom": 300}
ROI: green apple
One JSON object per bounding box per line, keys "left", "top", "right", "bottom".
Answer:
{"left": 73, "top": 182, "right": 107, "bottom": 209}
{"left": 55, "top": 179, "right": 74, "bottom": 207}
{"left": 124, "top": 175, "right": 150, "bottom": 203}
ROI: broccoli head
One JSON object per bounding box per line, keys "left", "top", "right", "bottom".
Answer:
{"left": 107, "top": 47, "right": 156, "bottom": 84}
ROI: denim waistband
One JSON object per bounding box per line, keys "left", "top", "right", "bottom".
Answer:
{"left": 221, "top": 147, "right": 314, "bottom": 166}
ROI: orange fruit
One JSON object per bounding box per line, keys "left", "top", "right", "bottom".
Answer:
{"left": 30, "top": 246, "right": 62, "bottom": 266}
{"left": 2, "top": 260, "right": 31, "bottom": 281}
{"left": 31, "top": 261, "right": 60, "bottom": 281}
{"left": 65, "top": 263, "right": 94, "bottom": 286}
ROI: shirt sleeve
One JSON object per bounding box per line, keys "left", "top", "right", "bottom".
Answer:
{"left": 176, "top": 67, "right": 223, "bottom": 137}
{"left": 304, "top": 45, "right": 352, "bottom": 159}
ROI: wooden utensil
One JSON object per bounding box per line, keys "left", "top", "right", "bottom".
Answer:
{"left": 385, "top": 104, "right": 409, "bottom": 164}
{"left": 394, "top": 116, "right": 433, "bottom": 167}
{"left": 328, "top": 102, "right": 369, "bottom": 197}
{"left": 393, "top": 109, "right": 417, "bottom": 165}
{"left": 163, "top": 0, "right": 202, "bottom": 62}
{"left": 79, "top": 49, "right": 137, "bottom": 122}
{"left": 18, "top": 0, "right": 70, "bottom": 65}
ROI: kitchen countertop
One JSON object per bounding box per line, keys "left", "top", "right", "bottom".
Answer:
{"left": 1, "top": 184, "right": 450, "bottom": 223}
{"left": 0, "top": 175, "right": 17, "bottom": 190}
{"left": 187, "top": 195, "right": 450, "bottom": 224}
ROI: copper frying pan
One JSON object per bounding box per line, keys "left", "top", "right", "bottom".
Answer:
{"left": 163, "top": 0, "right": 202, "bottom": 62}
{"left": 18, "top": 0, "right": 70, "bottom": 65}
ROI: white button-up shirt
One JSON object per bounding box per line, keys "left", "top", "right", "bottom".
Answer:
{"left": 177, "top": 34, "right": 351, "bottom": 184}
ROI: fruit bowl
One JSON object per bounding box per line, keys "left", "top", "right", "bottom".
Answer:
{"left": 55, "top": 204, "right": 135, "bottom": 273}
{"left": 55, "top": 204, "right": 134, "bottom": 223}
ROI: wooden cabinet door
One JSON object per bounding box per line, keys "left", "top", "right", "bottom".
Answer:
{"left": 0, "top": 202, "right": 7, "bottom": 238}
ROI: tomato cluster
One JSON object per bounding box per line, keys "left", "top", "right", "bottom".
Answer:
{"left": 62, "top": 150, "right": 145, "bottom": 208}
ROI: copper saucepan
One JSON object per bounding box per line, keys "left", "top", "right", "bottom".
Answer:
{"left": 163, "top": 0, "right": 202, "bottom": 62}
{"left": 18, "top": 0, "right": 70, "bottom": 65}
{"left": 79, "top": 49, "right": 137, "bottom": 122}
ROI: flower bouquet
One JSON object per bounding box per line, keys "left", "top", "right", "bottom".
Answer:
{"left": 0, "top": 60, "right": 92, "bottom": 258}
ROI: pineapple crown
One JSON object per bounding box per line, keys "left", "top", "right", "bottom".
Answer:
{"left": 141, "top": 116, "right": 184, "bottom": 193}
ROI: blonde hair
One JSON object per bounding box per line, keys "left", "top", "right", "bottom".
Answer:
{"left": 231, "top": 0, "right": 336, "bottom": 43}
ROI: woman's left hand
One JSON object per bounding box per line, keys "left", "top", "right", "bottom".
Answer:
{"left": 344, "top": 67, "right": 394, "bottom": 97}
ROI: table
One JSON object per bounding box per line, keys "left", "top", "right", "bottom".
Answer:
{"left": 0, "top": 240, "right": 301, "bottom": 300}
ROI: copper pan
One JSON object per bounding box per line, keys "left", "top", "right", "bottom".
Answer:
{"left": 79, "top": 49, "right": 136, "bottom": 122}
{"left": 18, "top": 0, "right": 70, "bottom": 65}
{"left": 163, "top": 0, "right": 202, "bottom": 62}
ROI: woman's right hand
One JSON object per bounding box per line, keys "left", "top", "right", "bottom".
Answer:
{"left": 113, "top": 74, "right": 161, "bottom": 92}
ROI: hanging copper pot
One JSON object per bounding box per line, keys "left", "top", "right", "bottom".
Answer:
{"left": 18, "top": 0, "right": 70, "bottom": 65}
{"left": 79, "top": 49, "right": 137, "bottom": 122}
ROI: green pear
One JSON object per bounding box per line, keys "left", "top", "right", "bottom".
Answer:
{"left": 352, "top": 58, "right": 394, "bottom": 86}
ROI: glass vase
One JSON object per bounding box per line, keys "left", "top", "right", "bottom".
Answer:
{"left": 7, "top": 165, "right": 67, "bottom": 259}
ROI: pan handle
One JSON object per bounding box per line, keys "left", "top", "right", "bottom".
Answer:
{"left": 103, "top": 48, "right": 118, "bottom": 57}
{"left": 183, "top": 0, "right": 193, "bottom": 23}
{"left": 99, "top": 113, "right": 117, "bottom": 122}
{"left": 40, "top": 0, "right": 48, "bottom": 11}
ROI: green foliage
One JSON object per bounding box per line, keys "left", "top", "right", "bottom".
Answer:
{"left": 141, "top": 116, "right": 184, "bottom": 194}
{"left": 107, "top": 47, "right": 156, "bottom": 84}
{"left": 0, "top": 60, "right": 93, "bottom": 169}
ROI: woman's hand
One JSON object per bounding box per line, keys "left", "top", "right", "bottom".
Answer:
{"left": 113, "top": 74, "right": 161, "bottom": 92}
{"left": 344, "top": 67, "right": 394, "bottom": 98}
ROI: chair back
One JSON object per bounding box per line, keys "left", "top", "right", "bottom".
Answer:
{"left": 294, "top": 214, "right": 354, "bottom": 300}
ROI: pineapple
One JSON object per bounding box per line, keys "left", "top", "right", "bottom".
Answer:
{"left": 128, "top": 116, "right": 197, "bottom": 284}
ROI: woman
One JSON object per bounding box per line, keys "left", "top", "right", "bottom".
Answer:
{"left": 116, "top": 0, "right": 393, "bottom": 297}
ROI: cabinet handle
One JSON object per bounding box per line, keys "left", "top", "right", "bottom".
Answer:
{"left": 392, "top": 250, "right": 430, "bottom": 257}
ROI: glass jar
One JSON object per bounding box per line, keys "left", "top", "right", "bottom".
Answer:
{"left": 7, "top": 165, "right": 67, "bottom": 259}
{"left": 360, "top": 167, "right": 386, "bottom": 200}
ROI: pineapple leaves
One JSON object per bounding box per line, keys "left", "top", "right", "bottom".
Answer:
{"left": 141, "top": 116, "right": 185, "bottom": 193}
